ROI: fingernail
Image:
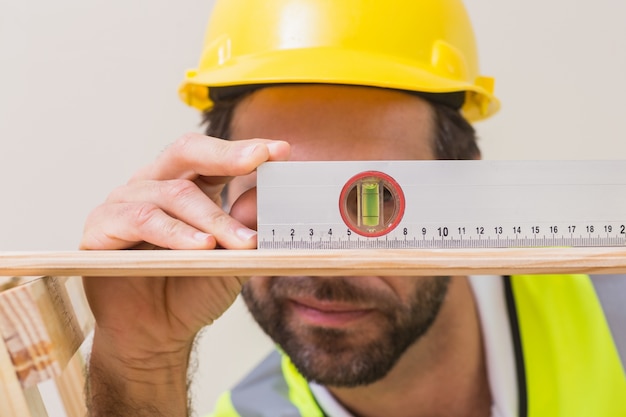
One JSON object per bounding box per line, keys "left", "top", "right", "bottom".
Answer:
{"left": 267, "top": 141, "right": 285, "bottom": 153}
{"left": 266, "top": 142, "right": 284, "bottom": 154}
{"left": 194, "top": 232, "right": 212, "bottom": 241}
{"left": 236, "top": 227, "right": 257, "bottom": 242}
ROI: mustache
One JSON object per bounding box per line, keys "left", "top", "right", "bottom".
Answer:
{"left": 267, "top": 276, "right": 395, "bottom": 306}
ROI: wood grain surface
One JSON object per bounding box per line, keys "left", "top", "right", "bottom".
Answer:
{"left": 1, "top": 248, "right": 626, "bottom": 277}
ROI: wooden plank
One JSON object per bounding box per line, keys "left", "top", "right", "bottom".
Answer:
{"left": 0, "top": 334, "right": 36, "bottom": 417}
{"left": 22, "top": 386, "right": 48, "bottom": 417}
{"left": 1, "top": 248, "right": 626, "bottom": 277}
{"left": 55, "top": 351, "right": 87, "bottom": 417}
{"left": 0, "top": 276, "right": 39, "bottom": 291}
{"left": 55, "top": 277, "right": 91, "bottom": 417}
{"left": 0, "top": 337, "right": 49, "bottom": 417}
{"left": 0, "top": 276, "right": 88, "bottom": 389}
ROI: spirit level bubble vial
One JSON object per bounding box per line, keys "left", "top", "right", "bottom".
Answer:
{"left": 339, "top": 171, "right": 405, "bottom": 237}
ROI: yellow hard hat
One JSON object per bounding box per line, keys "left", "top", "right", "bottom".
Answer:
{"left": 179, "top": 0, "right": 499, "bottom": 122}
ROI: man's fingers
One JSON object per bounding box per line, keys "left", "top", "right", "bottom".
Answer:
{"left": 88, "top": 179, "right": 258, "bottom": 250}
{"left": 81, "top": 134, "right": 286, "bottom": 251}
{"left": 229, "top": 188, "right": 258, "bottom": 230}
{"left": 131, "top": 134, "right": 290, "bottom": 182}
{"left": 80, "top": 202, "right": 218, "bottom": 250}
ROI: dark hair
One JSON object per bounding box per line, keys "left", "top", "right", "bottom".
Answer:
{"left": 201, "top": 89, "right": 479, "bottom": 160}
{"left": 430, "top": 102, "right": 480, "bottom": 160}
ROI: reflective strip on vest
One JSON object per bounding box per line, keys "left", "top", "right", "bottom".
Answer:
{"left": 510, "top": 274, "right": 626, "bottom": 417}
{"left": 589, "top": 274, "right": 626, "bottom": 375}
{"left": 209, "top": 350, "right": 323, "bottom": 417}
{"left": 209, "top": 275, "right": 626, "bottom": 417}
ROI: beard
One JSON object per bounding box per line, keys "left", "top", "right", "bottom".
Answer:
{"left": 242, "top": 276, "right": 450, "bottom": 388}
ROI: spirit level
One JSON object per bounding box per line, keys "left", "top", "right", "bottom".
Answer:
{"left": 256, "top": 160, "right": 626, "bottom": 249}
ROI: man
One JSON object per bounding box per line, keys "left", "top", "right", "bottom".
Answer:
{"left": 81, "top": 1, "right": 626, "bottom": 416}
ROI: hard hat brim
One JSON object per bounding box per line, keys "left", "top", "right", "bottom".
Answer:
{"left": 179, "top": 47, "right": 500, "bottom": 122}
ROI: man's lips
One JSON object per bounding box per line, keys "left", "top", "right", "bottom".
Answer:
{"left": 288, "top": 298, "right": 374, "bottom": 327}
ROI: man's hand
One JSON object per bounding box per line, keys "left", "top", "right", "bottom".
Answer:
{"left": 80, "top": 133, "right": 290, "bottom": 416}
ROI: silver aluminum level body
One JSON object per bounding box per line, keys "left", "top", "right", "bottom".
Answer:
{"left": 256, "top": 160, "right": 626, "bottom": 249}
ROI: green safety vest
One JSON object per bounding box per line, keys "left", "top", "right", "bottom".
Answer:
{"left": 209, "top": 275, "right": 626, "bottom": 417}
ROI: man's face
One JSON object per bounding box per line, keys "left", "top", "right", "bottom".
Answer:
{"left": 228, "top": 85, "right": 450, "bottom": 387}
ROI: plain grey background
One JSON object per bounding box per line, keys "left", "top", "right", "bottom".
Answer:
{"left": 1, "top": 0, "right": 625, "bottom": 415}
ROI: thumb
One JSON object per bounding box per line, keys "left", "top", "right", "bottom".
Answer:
{"left": 229, "top": 187, "right": 257, "bottom": 231}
